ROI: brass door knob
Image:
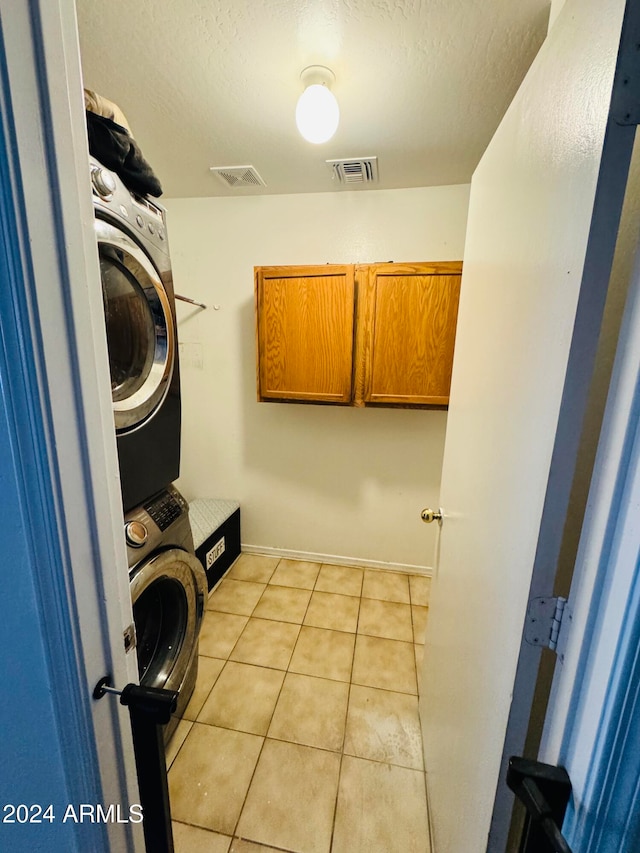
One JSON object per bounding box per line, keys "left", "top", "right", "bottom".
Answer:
{"left": 421, "top": 507, "right": 443, "bottom": 524}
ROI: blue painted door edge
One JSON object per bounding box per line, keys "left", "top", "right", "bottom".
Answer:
{"left": 560, "top": 257, "right": 640, "bottom": 852}
{"left": 0, "top": 22, "right": 108, "bottom": 853}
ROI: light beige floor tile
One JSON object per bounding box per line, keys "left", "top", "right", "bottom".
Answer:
{"left": 358, "top": 598, "right": 413, "bottom": 642}
{"left": 409, "top": 574, "right": 432, "bottom": 607}
{"left": 198, "top": 661, "right": 285, "bottom": 735}
{"left": 316, "top": 564, "right": 363, "bottom": 596}
{"left": 415, "top": 643, "right": 425, "bottom": 695}
{"left": 172, "top": 821, "right": 231, "bottom": 853}
{"left": 236, "top": 739, "right": 341, "bottom": 853}
{"left": 182, "top": 656, "right": 225, "bottom": 721}
{"left": 268, "top": 672, "right": 349, "bottom": 751}
{"left": 165, "top": 718, "right": 193, "bottom": 769}
{"left": 289, "top": 626, "right": 355, "bottom": 682}
{"left": 199, "top": 611, "right": 249, "bottom": 660}
{"left": 252, "top": 585, "right": 312, "bottom": 623}
{"left": 227, "top": 553, "right": 279, "bottom": 583}
{"left": 344, "top": 684, "right": 424, "bottom": 770}
{"left": 229, "top": 618, "right": 300, "bottom": 670}
{"left": 169, "top": 723, "right": 263, "bottom": 835}
{"left": 412, "top": 605, "right": 429, "bottom": 644}
{"left": 269, "top": 558, "right": 321, "bottom": 590}
{"left": 362, "top": 569, "right": 411, "bottom": 603}
{"left": 352, "top": 635, "right": 417, "bottom": 694}
{"left": 207, "top": 579, "right": 266, "bottom": 616}
{"left": 303, "top": 590, "right": 360, "bottom": 632}
{"left": 332, "top": 755, "right": 430, "bottom": 853}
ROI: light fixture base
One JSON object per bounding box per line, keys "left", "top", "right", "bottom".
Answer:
{"left": 300, "top": 65, "right": 336, "bottom": 89}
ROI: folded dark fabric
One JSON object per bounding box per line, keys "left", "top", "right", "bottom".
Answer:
{"left": 86, "top": 110, "right": 162, "bottom": 198}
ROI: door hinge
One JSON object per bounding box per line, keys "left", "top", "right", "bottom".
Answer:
{"left": 524, "top": 596, "right": 569, "bottom": 654}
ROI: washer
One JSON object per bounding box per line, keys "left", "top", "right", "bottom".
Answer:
{"left": 125, "top": 485, "right": 207, "bottom": 742}
{"left": 91, "top": 157, "right": 181, "bottom": 512}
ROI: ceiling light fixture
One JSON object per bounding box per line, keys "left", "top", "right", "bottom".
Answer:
{"left": 295, "top": 65, "right": 339, "bottom": 144}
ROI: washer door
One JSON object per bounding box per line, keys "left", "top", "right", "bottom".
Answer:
{"left": 130, "top": 548, "right": 207, "bottom": 693}
{"left": 96, "top": 218, "right": 175, "bottom": 432}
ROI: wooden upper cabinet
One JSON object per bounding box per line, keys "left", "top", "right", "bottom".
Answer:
{"left": 354, "top": 262, "right": 462, "bottom": 407}
{"left": 255, "top": 261, "right": 462, "bottom": 407}
{"left": 255, "top": 265, "right": 356, "bottom": 403}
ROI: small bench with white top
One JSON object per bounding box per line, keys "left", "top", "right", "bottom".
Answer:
{"left": 188, "top": 498, "right": 241, "bottom": 590}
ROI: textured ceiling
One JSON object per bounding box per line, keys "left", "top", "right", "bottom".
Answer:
{"left": 75, "top": 0, "right": 550, "bottom": 199}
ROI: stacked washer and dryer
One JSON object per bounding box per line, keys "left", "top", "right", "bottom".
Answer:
{"left": 90, "top": 157, "right": 207, "bottom": 741}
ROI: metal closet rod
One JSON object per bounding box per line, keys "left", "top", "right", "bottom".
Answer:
{"left": 175, "top": 293, "right": 207, "bottom": 309}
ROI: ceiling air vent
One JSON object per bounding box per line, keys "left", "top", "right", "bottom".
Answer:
{"left": 326, "top": 157, "right": 378, "bottom": 185}
{"left": 210, "top": 165, "right": 265, "bottom": 188}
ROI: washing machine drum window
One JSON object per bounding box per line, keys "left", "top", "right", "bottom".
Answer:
{"left": 96, "top": 218, "right": 174, "bottom": 432}
{"left": 130, "top": 548, "right": 206, "bottom": 693}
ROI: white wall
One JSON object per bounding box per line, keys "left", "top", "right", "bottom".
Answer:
{"left": 549, "top": 0, "right": 567, "bottom": 31}
{"left": 165, "top": 184, "right": 469, "bottom": 570}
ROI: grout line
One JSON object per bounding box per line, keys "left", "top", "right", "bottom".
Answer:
{"left": 225, "top": 560, "right": 303, "bottom": 841}
{"left": 424, "top": 767, "right": 436, "bottom": 853}
{"left": 329, "top": 584, "right": 361, "bottom": 852}
{"left": 230, "top": 834, "right": 298, "bottom": 853}
{"left": 409, "top": 594, "right": 419, "bottom": 658}
{"left": 165, "top": 719, "right": 193, "bottom": 772}
{"left": 227, "top": 692, "right": 281, "bottom": 841}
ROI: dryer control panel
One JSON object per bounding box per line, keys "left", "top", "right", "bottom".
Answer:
{"left": 90, "top": 157, "right": 168, "bottom": 253}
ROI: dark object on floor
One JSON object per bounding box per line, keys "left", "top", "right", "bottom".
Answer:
{"left": 507, "top": 756, "right": 572, "bottom": 853}
{"left": 94, "top": 679, "right": 177, "bottom": 853}
{"left": 86, "top": 110, "right": 162, "bottom": 198}
{"left": 189, "top": 499, "right": 241, "bottom": 590}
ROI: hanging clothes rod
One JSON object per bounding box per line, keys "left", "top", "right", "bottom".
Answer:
{"left": 175, "top": 293, "right": 207, "bottom": 309}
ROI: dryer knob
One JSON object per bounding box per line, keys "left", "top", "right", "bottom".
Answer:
{"left": 125, "top": 520, "right": 148, "bottom": 548}
{"left": 91, "top": 166, "right": 117, "bottom": 200}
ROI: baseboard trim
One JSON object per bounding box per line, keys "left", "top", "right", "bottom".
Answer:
{"left": 241, "top": 543, "right": 433, "bottom": 576}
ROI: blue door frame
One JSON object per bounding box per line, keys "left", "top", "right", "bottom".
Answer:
{"left": 0, "top": 1, "right": 141, "bottom": 850}
{"left": 0, "top": 40, "right": 107, "bottom": 853}
{"left": 562, "top": 362, "right": 640, "bottom": 850}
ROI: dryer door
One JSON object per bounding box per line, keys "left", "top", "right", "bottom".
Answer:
{"left": 129, "top": 548, "right": 207, "bottom": 693}
{"left": 96, "top": 218, "right": 175, "bottom": 432}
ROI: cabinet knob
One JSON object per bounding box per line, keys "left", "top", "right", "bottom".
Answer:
{"left": 421, "top": 507, "right": 443, "bottom": 524}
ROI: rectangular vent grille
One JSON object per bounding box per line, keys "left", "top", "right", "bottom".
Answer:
{"left": 210, "top": 165, "right": 266, "bottom": 188}
{"left": 326, "top": 157, "right": 378, "bottom": 185}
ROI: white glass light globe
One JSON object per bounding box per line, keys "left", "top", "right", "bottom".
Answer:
{"left": 295, "top": 83, "right": 339, "bottom": 144}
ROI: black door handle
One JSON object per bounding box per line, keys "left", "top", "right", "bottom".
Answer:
{"left": 95, "top": 677, "right": 177, "bottom": 853}
{"left": 507, "top": 756, "right": 573, "bottom": 853}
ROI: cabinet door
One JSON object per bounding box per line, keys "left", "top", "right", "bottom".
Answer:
{"left": 255, "top": 265, "right": 356, "bottom": 403}
{"left": 355, "top": 262, "right": 462, "bottom": 406}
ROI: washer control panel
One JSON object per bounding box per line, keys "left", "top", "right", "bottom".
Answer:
{"left": 123, "top": 485, "right": 193, "bottom": 568}
{"left": 144, "top": 490, "right": 182, "bottom": 532}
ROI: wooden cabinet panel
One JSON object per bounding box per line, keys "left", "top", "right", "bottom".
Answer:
{"left": 256, "top": 265, "right": 355, "bottom": 403}
{"left": 354, "top": 262, "right": 462, "bottom": 407}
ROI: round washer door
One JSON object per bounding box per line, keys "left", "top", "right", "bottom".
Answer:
{"left": 95, "top": 217, "right": 175, "bottom": 432}
{"left": 129, "top": 548, "right": 207, "bottom": 693}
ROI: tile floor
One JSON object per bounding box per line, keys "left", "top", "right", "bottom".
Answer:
{"left": 166, "top": 554, "right": 432, "bottom": 853}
